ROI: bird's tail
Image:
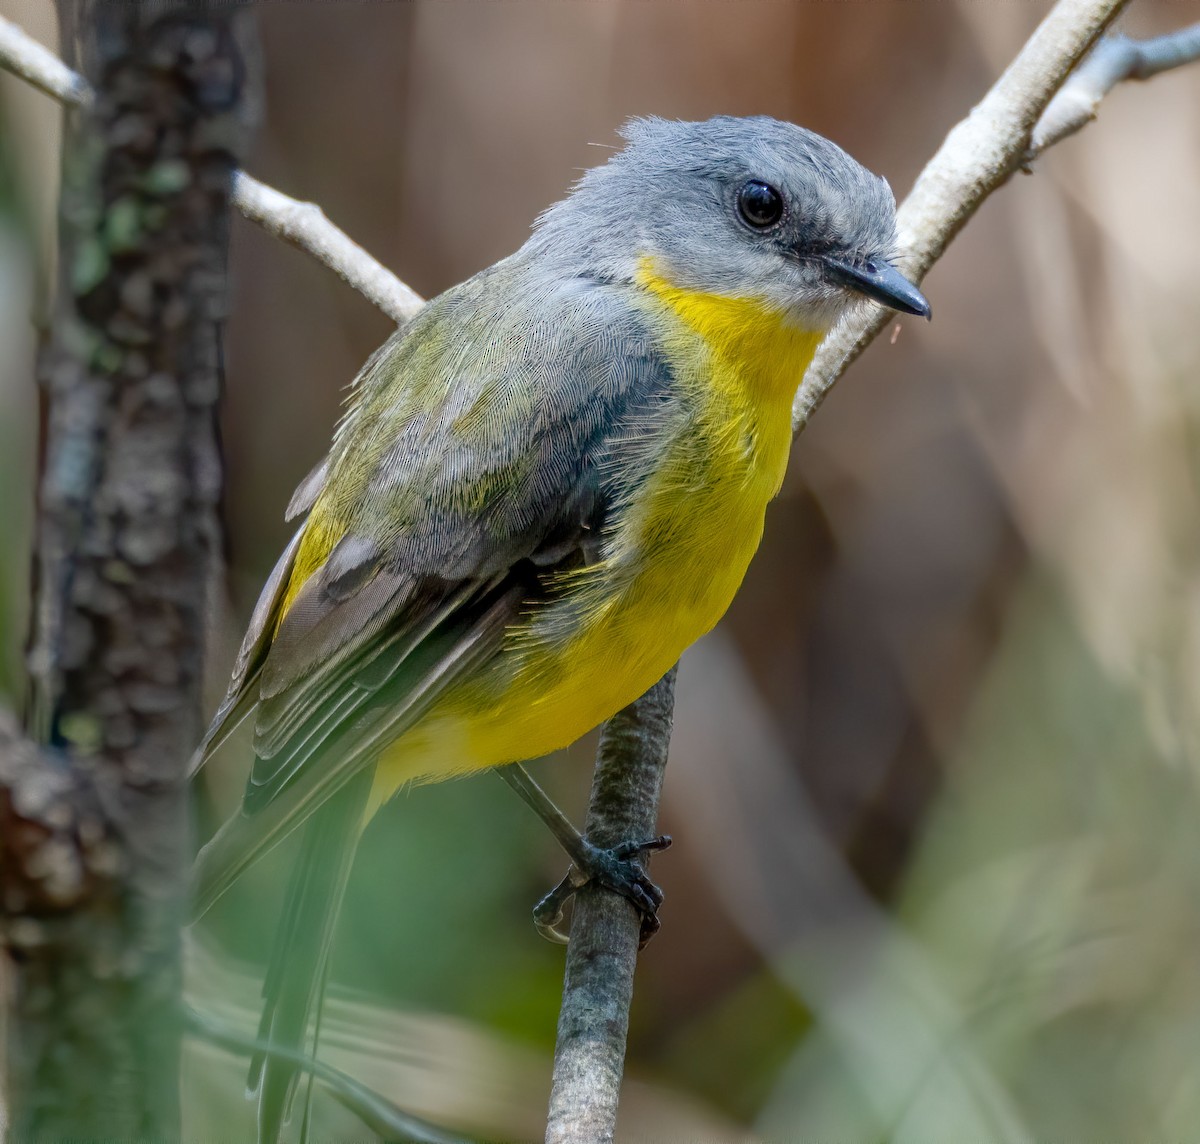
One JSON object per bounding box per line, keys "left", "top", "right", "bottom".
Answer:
{"left": 249, "top": 765, "right": 373, "bottom": 1144}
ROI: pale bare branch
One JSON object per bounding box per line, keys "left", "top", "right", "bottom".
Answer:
{"left": 232, "top": 173, "right": 424, "bottom": 324}
{"left": 1032, "top": 23, "right": 1200, "bottom": 154}
{"left": 545, "top": 669, "right": 676, "bottom": 1144}
{"left": 0, "top": 14, "right": 90, "bottom": 105}
{"left": 793, "top": 0, "right": 1131, "bottom": 432}
{"left": 0, "top": 15, "right": 423, "bottom": 325}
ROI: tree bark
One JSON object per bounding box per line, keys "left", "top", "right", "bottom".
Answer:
{"left": 1, "top": 2, "right": 252, "bottom": 1136}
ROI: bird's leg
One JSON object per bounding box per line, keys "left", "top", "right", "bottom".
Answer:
{"left": 495, "top": 763, "right": 671, "bottom": 946}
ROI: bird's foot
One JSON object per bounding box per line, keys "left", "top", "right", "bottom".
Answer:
{"left": 533, "top": 834, "right": 672, "bottom": 948}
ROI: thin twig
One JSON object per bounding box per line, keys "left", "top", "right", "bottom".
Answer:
{"left": 792, "top": 0, "right": 1131, "bottom": 432}
{"left": 232, "top": 173, "right": 424, "bottom": 324}
{"left": 1032, "top": 22, "right": 1200, "bottom": 153}
{"left": 0, "top": 14, "right": 90, "bottom": 104}
{"left": 0, "top": 14, "right": 422, "bottom": 325}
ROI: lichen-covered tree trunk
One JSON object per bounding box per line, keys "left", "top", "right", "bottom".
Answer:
{"left": 1, "top": 2, "right": 252, "bottom": 1136}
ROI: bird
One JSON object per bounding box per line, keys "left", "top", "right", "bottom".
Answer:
{"left": 191, "top": 114, "right": 930, "bottom": 1140}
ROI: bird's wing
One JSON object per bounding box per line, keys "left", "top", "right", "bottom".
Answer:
{"left": 194, "top": 269, "right": 681, "bottom": 1144}
{"left": 192, "top": 267, "right": 677, "bottom": 914}
{"left": 190, "top": 523, "right": 309, "bottom": 775}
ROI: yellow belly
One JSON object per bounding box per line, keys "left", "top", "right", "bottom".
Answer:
{"left": 370, "top": 268, "right": 823, "bottom": 812}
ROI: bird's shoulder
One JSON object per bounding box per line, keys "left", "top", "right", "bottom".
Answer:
{"left": 316, "top": 263, "right": 682, "bottom": 565}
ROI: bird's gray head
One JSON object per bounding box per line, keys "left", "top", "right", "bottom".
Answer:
{"left": 529, "top": 115, "right": 929, "bottom": 328}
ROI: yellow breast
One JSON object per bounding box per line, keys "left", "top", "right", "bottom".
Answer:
{"left": 374, "top": 264, "right": 823, "bottom": 798}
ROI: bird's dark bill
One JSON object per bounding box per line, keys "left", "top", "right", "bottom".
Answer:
{"left": 823, "top": 256, "right": 931, "bottom": 319}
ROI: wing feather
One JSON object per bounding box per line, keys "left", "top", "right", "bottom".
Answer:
{"left": 284, "top": 455, "right": 329, "bottom": 522}
{"left": 192, "top": 268, "right": 681, "bottom": 913}
{"left": 189, "top": 523, "right": 307, "bottom": 777}
{"left": 249, "top": 576, "right": 492, "bottom": 800}
{"left": 190, "top": 574, "right": 524, "bottom": 920}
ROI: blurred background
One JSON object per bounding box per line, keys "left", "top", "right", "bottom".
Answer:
{"left": 4, "top": 1, "right": 1200, "bottom": 1139}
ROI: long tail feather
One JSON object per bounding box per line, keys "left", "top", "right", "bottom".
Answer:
{"left": 251, "top": 765, "right": 373, "bottom": 1144}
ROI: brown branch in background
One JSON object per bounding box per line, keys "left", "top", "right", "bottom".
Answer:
{"left": 0, "top": 13, "right": 422, "bottom": 327}
{"left": 2, "top": 1, "right": 253, "bottom": 1136}
{"left": 0, "top": 709, "right": 131, "bottom": 1126}
{"left": 545, "top": 667, "right": 676, "bottom": 1144}
{"left": 0, "top": 706, "right": 118, "bottom": 922}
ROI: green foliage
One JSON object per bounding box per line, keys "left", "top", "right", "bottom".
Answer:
{"left": 756, "top": 573, "right": 1200, "bottom": 1140}
{"left": 339, "top": 771, "right": 567, "bottom": 1043}
{"left": 657, "top": 968, "right": 810, "bottom": 1123}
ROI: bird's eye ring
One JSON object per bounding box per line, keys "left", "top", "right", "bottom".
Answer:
{"left": 737, "top": 180, "right": 784, "bottom": 229}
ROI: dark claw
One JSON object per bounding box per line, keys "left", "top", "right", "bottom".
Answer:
{"left": 533, "top": 834, "right": 672, "bottom": 948}
{"left": 533, "top": 871, "right": 580, "bottom": 944}
{"left": 611, "top": 834, "right": 672, "bottom": 862}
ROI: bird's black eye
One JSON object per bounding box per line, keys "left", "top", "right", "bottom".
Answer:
{"left": 737, "top": 180, "right": 784, "bottom": 229}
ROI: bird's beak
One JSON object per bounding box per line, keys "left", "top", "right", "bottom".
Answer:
{"left": 823, "top": 256, "right": 931, "bottom": 320}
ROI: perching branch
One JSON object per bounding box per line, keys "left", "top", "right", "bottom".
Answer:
{"left": 793, "top": 0, "right": 1134, "bottom": 430}
{"left": 545, "top": 668, "right": 677, "bottom": 1144}
{"left": 0, "top": 12, "right": 420, "bottom": 326}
